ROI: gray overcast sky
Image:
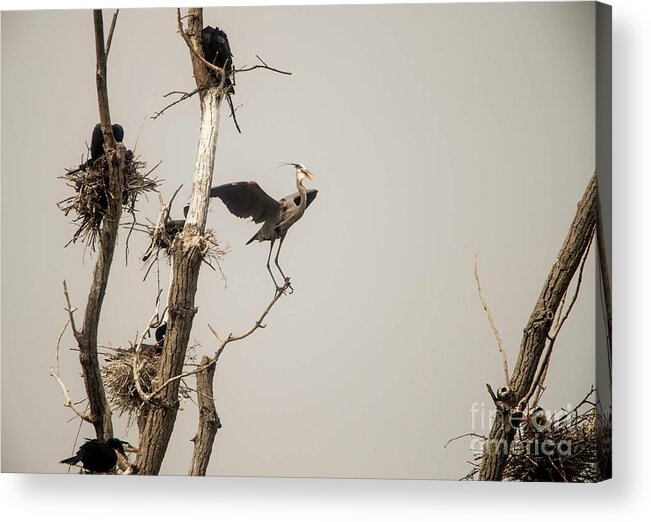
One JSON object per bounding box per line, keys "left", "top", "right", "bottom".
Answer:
{"left": 2, "top": 2, "right": 598, "bottom": 478}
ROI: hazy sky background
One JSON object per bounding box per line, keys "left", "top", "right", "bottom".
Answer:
{"left": 2, "top": 2, "right": 598, "bottom": 478}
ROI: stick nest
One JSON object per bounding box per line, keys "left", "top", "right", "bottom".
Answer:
{"left": 58, "top": 151, "right": 159, "bottom": 249}
{"left": 502, "top": 405, "right": 598, "bottom": 482}
{"left": 459, "top": 389, "right": 610, "bottom": 482}
{"left": 101, "top": 343, "right": 195, "bottom": 420}
{"left": 143, "top": 222, "right": 228, "bottom": 275}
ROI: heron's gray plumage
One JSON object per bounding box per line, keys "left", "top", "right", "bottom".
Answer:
{"left": 210, "top": 165, "right": 317, "bottom": 291}
{"left": 210, "top": 183, "right": 318, "bottom": 244}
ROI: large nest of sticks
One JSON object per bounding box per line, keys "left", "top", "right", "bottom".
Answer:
{"left": 501, "top": 394, "right": 601, "bottom": 482}
{"left": 101, "top": 343, "right": 194, "bottom": 419}
{"left": 141, "top": 209, "right": 229, "bottom": 281}
{"left": 457, "top": 389, "right": 607, "bottom": 482}
{"left": 58, "top": 151, "right": 159, "bottom": 248}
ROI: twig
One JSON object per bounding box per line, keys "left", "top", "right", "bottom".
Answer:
{"left": 151, "top": 88, "right": 202, "bottom": 120}
{"left": 444, "top": 432, "right": 486, "bottom": 449}
{"left": 63, "top": 280, "right": 81, "bottom": 342}
{"left": 105, "top": 10, "right": 119, "bottom": 59}
{"left": 474, "top": 256, "right": 509, "bottom": 383}
{"left": 131, "top": 292, "right": 165, "bottom": 402}
{"left": 141, "top": 185, "right": 184, "bottom": 265}
{"left": 225, "top": 93, "right": 241, "bottom": 134}
{"left": 124, "top": 211, "right": 137, "bottom": 266}
{"left": 50, "top": 320, "right": 94, "bottom": 423}
{"left": 554, "top": 387, "right": 596, "bottom": 425}
{"left": 147, "top": 279, "right": 291, "bottom": 399}
{"left": 237, "top": 55, "right": 292, "bottom": 76}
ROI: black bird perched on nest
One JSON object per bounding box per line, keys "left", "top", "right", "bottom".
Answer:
{"left": 90, "top": 123, "right": 125, "bottom": 161}
{"left": 60, "top": 438, "right": 137, "bottom": 474}
{"left": 210, "top": 163, "right": 317, "bottom": 291}
{"left": 141, "top": 205, "right": 189, "bottom": 263}
{"left": 155, "top": 322, "right": 167, "bottom": 347}
{"left": 201, "top": 26, "right": 234, "bottom": 94}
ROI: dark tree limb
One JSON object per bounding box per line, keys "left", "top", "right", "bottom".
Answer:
{"left": 236, "top": 55, "right": 292, "bottom": 75}
{"left": 151, "top": 88, "right": 203, "bottom": 120}
{"left": 70, "top": 10, "right": 127, "bottom": 441}
{"left": 105, "top": 9, "right": 119, "bottom": 59}
{"left": 478, "top": 173, "right": 597, "bottom": 481}
{"left": 188, "top": 356, "right": 220, "bottom": 476}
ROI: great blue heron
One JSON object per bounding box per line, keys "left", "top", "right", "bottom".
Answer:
{"left": 60, "top": 438, "right": 137, "bottom": 474}
{"left": 201, "top": 26, "right": 234, "bottom": 94}
{"left": 210, "top": 163, "right": 317, "bottom": 292}
{"left": 90, "top": 123, "right": 124, "bottom": 161}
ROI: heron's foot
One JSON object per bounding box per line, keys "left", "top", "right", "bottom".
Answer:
{"left": 275, "top": 278, "right": 293, "bottom": 296}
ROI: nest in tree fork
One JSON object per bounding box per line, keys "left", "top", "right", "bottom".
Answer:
{"left": 58, "top": 151, "right": 159, "bottom": 249}
{"left": 143, "top": 218, "right": 228, "bottom": 270}
{"left": 500, "top": 394, "right": 603, "bottom": 482}
{"left": 101, "top": 344, "right": 194, "bottom": 420}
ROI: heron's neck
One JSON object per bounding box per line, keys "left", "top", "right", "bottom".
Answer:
{"left": 296, "top": 176, "right": 308, "bottom": 209}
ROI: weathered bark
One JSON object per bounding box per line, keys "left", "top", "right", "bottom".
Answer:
{"left": 189, "top": 356, "right": 221, "bottom": 476}
{"left": 479, "top": 174, "right": 597, "bottom": 481}
{"left": 136, "top": 8, "right": 223, "bottom": 475}
{"left": 72, "top": 10, "right": 125, "bottom": 441}
{"left": 596, "top": 185, "right": 612, "bottom": 372}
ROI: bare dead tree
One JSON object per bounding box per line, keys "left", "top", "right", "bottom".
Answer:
{"left": 134, "top": 8, "right": 225, "bottom": 475}
{"left": 55, "top": 8, "right": 294, "bottom": 475}
{"left": 478, "top": 173, "right": 597, "bottom": 481}
{"left": 54, "top": 10, "right": 127, "bottom": 441}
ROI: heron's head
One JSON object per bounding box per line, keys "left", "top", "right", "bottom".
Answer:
{"left": 280, "top": 162, "right": 315, "bottom": 183}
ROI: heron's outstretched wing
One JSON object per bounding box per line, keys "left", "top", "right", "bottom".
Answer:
{"left": 280, "top": 189, "right": 318, "bottom": 211}
{"left": 210, "top": 182, "right": 280, "bottom": 224}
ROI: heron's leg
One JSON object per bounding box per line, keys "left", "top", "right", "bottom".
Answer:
{"left": 274, "top": 235, "right": 293, "bottom": 294}
{"left": 265, "top": 239, "right": 281, "bottom": 289}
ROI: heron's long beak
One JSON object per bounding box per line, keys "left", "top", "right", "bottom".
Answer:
{"left": 302, "top": 169, "right": 315, "bottom": 182}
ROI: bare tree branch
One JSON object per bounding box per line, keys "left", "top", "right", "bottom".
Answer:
{"left": 131, "top": 294, "right": 165, "bottom": 402}
{"left": 523, "top": 232, "right": 594, "bottom": 409}
{"left": 236, "top": 55, "right": 292, "bottom": 75}
{"left": 474, "top": 256, "right": 510, "bottom": 383}
{"left": 50, "top": 319, "right": 94, "bottom": 424}
{"left": 147, "top": 279, "right": 291, "bottom": 399}
{"left": 188, "top": 356, "right": 220, "bottom": 476}
{"left": 64, "top": 9, "right": 126, "bottom": 441}
{"left": 444, "top": 432, "right": 486, "bottom": 449}
{"left": 105, "top": 9, "right": 119, "bottom": 59}
{"left": 63, "top": 280, "right": 81, "bottom": 342}
{"left": 478, "top": 173, "right": 597, "bottom": 481}
{"left": 151, "top": 88, "right": 202, "bottom": 120}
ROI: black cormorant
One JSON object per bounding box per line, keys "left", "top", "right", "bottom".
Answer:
{"left": 90, "top": 123, "right": 125, "bottom": 161}
{"left": 60, "top": 438, "right": 136, "bottom": 473}
{"left": 155, "top": 322, "right": 167, "bottom": 347}
{"left": 200, "top": 26, "right": 234, "bottom": 94}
